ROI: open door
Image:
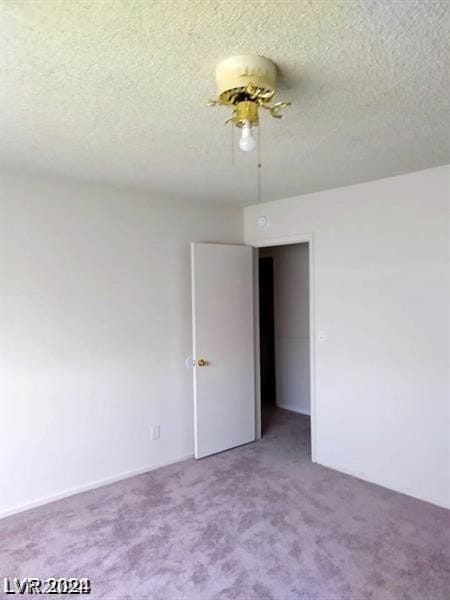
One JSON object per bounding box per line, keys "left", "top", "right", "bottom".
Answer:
{"left": 191, "top": 242, "right": 256, "bottom": 458}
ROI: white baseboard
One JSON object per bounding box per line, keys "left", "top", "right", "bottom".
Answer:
{"left": 0, "top": 453, "right": 194, "bottom": 519}
{"left": 276, "top": 402, "right": 310, "bottom": 416}
{"left": 317, "top": 457, "right": 450, "bottom": 510}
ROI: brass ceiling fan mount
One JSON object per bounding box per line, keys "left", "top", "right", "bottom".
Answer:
{"left": 207, "top": 55, "right": 291, "bottom": 152}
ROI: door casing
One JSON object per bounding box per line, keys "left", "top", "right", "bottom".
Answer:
{"left": 250, "top": 233, "right": 316, "bottom": 463}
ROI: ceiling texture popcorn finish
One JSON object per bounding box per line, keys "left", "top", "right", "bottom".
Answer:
{"left": 1, "top": 0, "right": 449, "bottom": 206}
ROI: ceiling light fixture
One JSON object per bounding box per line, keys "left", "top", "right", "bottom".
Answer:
{"left": 207, "top": 55, "right": 291, "bottom": 153}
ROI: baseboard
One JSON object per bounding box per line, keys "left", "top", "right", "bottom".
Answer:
{"left": 276, "top": 402, "right": 310, "bottom": 416}
{"left": 317, "top": 457, "right": 450, "bottom": 510}
{"left": 0, "top": 453, "right": 194, "bottom": 519}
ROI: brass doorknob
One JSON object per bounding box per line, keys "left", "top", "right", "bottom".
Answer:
{"left": 196, "top": 358, "right": 207, "bottom": 367}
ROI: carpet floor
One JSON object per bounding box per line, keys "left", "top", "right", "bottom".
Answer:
{"left": 1, "top": 408, "right": 449, "bottom": 599}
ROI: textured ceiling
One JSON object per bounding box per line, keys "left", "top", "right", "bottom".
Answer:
{"left": 1, "top": 0, "right": 449, "bottom": 206}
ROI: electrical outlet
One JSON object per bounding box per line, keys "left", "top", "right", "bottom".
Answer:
{"left": 151, "top": 425, "right": 160, "bottom": 441}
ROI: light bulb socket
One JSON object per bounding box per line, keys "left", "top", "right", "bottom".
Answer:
{"left": 233, "top": 101, "right": 259, "bottom": 128}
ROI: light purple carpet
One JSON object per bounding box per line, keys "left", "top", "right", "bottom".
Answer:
{"left": 1, "top": 408, "right": 449, "bottom": 599}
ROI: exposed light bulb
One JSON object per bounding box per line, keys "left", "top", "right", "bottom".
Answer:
{"left": 239, "top": 120, "right": 256, "bottom": 152}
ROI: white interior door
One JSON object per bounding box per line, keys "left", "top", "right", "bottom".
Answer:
{"left": 191, "top": 242, "right": 256, "bottom": 458}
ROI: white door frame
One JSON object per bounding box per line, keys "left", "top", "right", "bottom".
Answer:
{"left": 250, "top": 233, "right": 316, "bottom": 463}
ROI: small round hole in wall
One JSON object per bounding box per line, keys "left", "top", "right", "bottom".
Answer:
{"left": 257, "top": 215, "right": 270, "bottom": 230}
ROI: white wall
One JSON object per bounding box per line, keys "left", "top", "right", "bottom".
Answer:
{"left": 245, "top": 165, "right": 450, "bottom": 508}
{"left": 272, "top": 244, "right": 310, "bottom": 415}
{"left": 0, "top": 171, "right": 243, "bottom": 516}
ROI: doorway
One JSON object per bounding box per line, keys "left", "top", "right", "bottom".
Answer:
{"left": 257, "top": 242, "right": 312, "bottom": 458}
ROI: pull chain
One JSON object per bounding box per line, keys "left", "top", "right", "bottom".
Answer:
{"left": 257, "top": 124, "right": 262, "bottom": 202}
{"left": 231, "top": 123, "right": 235, "bottom": 166}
